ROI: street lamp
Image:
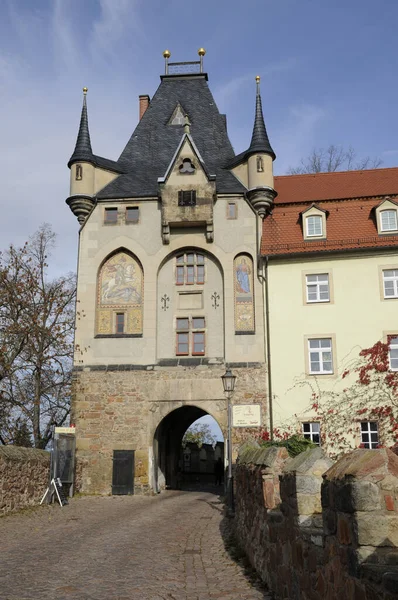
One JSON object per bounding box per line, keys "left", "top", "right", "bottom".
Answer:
{"left": 221, "top": 368, "right": 236, "bottom": 512}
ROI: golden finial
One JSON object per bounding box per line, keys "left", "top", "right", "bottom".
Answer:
{"left": 198, "top": 48, "right": 206, "bottom": 56}
{"left": 255, "top": 75, "right": 260, "bottom": 83}
{"left": 83, "top": 87, "right": 88, "bottom": 95}
{"left": 163, "top": 50, "right": 171, "bottom": 59}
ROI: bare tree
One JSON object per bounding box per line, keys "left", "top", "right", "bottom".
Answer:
{"left": 0, "top": 225, "right": 76, "bottom": 448}
{"left": 288, "top": 145, "right": 382, "bottom": 175}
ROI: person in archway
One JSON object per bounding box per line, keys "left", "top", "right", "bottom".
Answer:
{"left": 214, "top": 457, "right": 223, "bottom": 486}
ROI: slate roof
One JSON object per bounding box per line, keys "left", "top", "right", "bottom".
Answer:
{"left": 227, "top": 86, "right": 275, "bottom": 168}
{"left": 96, "top": 74, "right": 246, "bottom": 198}
{"left": 68, "top": 95, "right": 94, "bottom": 167}
{"left": 261, "top": 167, "right": 398, "bottom": 257}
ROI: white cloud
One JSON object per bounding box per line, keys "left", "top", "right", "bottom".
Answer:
{"left": 89, "top": 0, "right": 144, "bottom": 58}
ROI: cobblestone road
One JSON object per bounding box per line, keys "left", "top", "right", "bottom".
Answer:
{"left": 0, "top": 490, "right": 271, "bottom": 600}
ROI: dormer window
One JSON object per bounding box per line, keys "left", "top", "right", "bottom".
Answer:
{"left": 306, "top": 215, "right": 323, "bottom": 237}
{"left": 301, "top": 205, "right": 327, "bottom": 241}
{"left": 380, "top": 209, "right": 398, "bottom": 232}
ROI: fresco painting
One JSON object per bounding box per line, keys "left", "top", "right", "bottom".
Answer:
{"left": 97, "top": 252, "right": 143, "bottom": 335}
{"left": 234, "top": 254, "right": 255, "bottom": 333}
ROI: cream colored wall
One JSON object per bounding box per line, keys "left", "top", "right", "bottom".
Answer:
{"left": 268, "top": 251, "right": 398, "bottom": 428}
{"left": 70, "top": 163, "right": 118, "bottom": 197}
{"left": 231, "top": 163, "right": 248, "bottom": 188}
{"left": 248, "top": 154, "right": 273, "bottom": 190}
{"left": 75, "top": 195, "right": 265, "bottom": 366}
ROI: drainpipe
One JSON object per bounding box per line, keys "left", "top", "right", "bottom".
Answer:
{"left": 257, "top": 214, "right": 274, "bottom": 442}
{"left": 262, "top": 256, "right": 274, "bottom": 441}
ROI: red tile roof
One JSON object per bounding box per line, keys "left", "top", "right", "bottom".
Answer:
{"left": 261, "top": 168, "right": 398, "bottom": 256}
{"left": 273, "top": 167, "right": 398, "bottom": 204}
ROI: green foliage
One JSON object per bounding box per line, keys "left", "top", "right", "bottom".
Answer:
{"left": 182, "top": 423, "right": 217, "bottom": 448}
{"left": 258, "top": 434, "right": 316, "bottom": 457}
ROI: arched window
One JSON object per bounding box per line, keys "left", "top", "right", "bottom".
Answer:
{"left": 96, "top": 251, "right": 143, "bottom": 336}
{"left": 175, "top": 252, "right": 205, "bottom": 285}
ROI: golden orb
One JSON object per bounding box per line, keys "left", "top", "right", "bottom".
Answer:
{"left": 255, "top": 75, "right": 260, "bottom": 83}
{"left": 83, "top": 86, "right": 88, "bottom": 94}
{"left": 163, "top": 49, "right": 171, "bottom": 59}
{"left": 198, "top": 48, "right": 206, "bottom": 56}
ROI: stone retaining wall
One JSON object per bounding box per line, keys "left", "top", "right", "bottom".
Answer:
{"left": 235, "top": 445, "right": 398, "bottom": 600}
{"left": 0, "top": 446, "right": 50, "bottom": 516}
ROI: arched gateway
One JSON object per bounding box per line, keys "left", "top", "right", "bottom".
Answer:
{"left": 67, "top": 53, "right": 271, "bottom": 495}
{"left": 152, "top": 406, "right": 225, "bottom": 492}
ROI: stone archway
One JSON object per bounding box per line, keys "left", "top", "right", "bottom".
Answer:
{"left": 152, "top": 405, "right": 224, "bottom": 493}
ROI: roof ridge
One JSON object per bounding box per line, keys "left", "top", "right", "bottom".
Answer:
{"left": 275, "top": 166, "right": 398, "bottom": 180}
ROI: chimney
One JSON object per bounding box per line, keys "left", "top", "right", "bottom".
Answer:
{"left": 139, "top": 95, "right": 150, "bottom": 120}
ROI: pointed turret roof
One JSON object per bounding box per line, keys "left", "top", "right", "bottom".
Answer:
{"left": 226, "top": 77, "right": 275, "bottom": 168}
{"left": 68, "top": 88, "right": 94, "bottom": 168}
{"left": 248, "top": 79, "right": 275, "bottom": 159}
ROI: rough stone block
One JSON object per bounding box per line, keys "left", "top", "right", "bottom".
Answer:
{"left": 336, "top": 481, "right": 381, "bottom": 513}
{"left": 356, "top": 514, "right": 398, "bottom": 547}
{"left": 297, "top": 493, "right": 322, "bottom": 515}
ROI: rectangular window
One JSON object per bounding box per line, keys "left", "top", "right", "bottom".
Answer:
{"left": 115, "top": 313, "right": 125, "bottom": 334}
{"left": 176, "top": 332, "right": 189, "bottom": 355}
{"left": 306, "top": 274, "right": 330, "bottom": 303}
{"left": 306, "top": 215, "right": 323, "bottom": 237}
{"left": 104, "top": 207, "right": 118, "bottom": 224}
{"left": 361, "top": 421, "right": 379, "bottom": 449}
{"left": 308, "top": 338, "right": 333, "bottom": 374}
{"left": 175, "top": 317, "right": 205, "bottom": 356}
{"left": 186, "top": 266, "right": 195, "bottom": 284}
{"left": 383, "top": 269, "right": 398, "bottom": 298}
{"left": 176, "top": 266, "right": 184, "bottom": 285}
{"left": 380, "top": 210, "right": 398, "bottom": 232}
{"left": 302, "top": 422, "right": 320, "bottom": 445}
{"left": 178, "top": 190, "right": 196, "bottom": 207}
{"left": 126, "top": 207, "right": 139, "bottom": 223}
{"left": 389, "top": 336, "right": 398, "bottom": 370}
{"left": 192, "top": 332, "right": 205, "bottom": 355}
{"left": 227, "top": 202, "right": 237, "bottom": 219}
{"left": 175, "top": 253, "right": 205, "bottom": 285}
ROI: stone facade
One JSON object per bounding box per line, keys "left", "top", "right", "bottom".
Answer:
{"left": 235, "top": 446, "right": 398, "bottom": 600}
{"left": 72, "top": 363, "right": 267, "bottom": 494}
{"left": 0, "top": 446, "right": 50, "bottom": 515}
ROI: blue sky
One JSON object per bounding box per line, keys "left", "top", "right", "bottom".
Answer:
{"left": 1, "top": 0, "right": 398, "bottom": 275}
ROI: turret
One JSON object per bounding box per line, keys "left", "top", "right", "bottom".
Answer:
{"left": 228, "top": 77, "right": 277, "bottom": 218}
{"left": 246, "top": 76, "right": 277, "bottom": 217}
{"left": 66, "top": 88, "right": 96, "bottom": 224}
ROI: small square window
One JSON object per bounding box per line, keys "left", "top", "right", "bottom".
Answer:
{"left": 227, "top": 203, "right": 237, "bottom": 219}
{"left": 192, "top": 317, "right": 205, "bottom": 329}
{"left": 178, "top": 190, "right": 196, "bottom": 207}
{"left": 126, "top": 207, "right": 139, "bottom": 223}
{"left": 176, "top": 318, "right": 189, "bottom": 330}
{"left": 115, "top": 313, "right": 125, "bottom": 334}
{"left": 302, "top": 422, "right": 320, "bottom": 445}
{"left": 380, "top": 210, "right": 398, "bottom": 232}
{"left": 306, "top": 215, "right": 323, "bottom": 237}
{"left": 360, "top": 421, "right": 379, "bottom": 449}
{"left": 104, "top": 208, "right": 118, "bottom": 224}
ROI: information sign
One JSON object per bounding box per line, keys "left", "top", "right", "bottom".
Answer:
{"left": 232, "top": 404, "right": 261, "bottom": 427}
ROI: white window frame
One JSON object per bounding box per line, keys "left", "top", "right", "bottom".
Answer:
{"left": 308, "top": 338, "right": 333, "bottom": 374}
{"left": 306, "top": 215, "right": 323, "bottom": 237}
{"left": 302, "top": 422, "right": 321, "bottom": 445}
{"left": 389, "top": 336, "right": 398, "bottom": 371}
{"left": 380, "top": 209, "right": 398, "bottom": 232}
{"left": 360, "top": 421, "right": 379, "bottom": 449}
{"left": 306, "top": 274, "right": 330, "bottom": 303}
{"left": 383, "top": 269, "right": 398, "bottom": 299}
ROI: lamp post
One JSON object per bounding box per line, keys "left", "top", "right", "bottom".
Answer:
{"left": 221, "top": 368, "right": 236, "bottom": 512}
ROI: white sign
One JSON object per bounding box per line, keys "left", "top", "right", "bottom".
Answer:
{"left": 54, "top": 427, "right": 76, "bottom": 435}
{"left": 232, "top": 404, "right": 261, "bottom": 427}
